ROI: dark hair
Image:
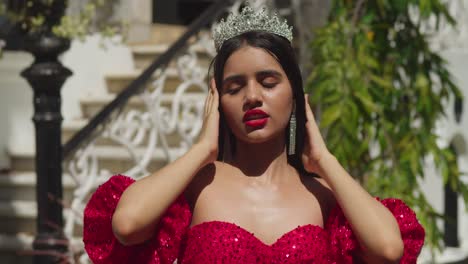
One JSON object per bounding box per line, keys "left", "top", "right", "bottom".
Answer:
{"left": 210, "top": 30, "right": 311, "bottom": 176}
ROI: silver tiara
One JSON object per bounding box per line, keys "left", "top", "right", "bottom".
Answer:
{"left": 212, "top": 3, "right": 293, "bottom": 51}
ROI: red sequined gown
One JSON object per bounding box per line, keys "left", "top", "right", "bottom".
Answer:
{"left": 83, "top": 175, "right": 425, "bottom": 264}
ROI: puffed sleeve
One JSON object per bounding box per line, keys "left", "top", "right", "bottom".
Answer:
{"left": 83, "top": 175, "right": 192, "bottom": 264}
{"left": 325, "top": 198, "right": 425, "bottom": 264}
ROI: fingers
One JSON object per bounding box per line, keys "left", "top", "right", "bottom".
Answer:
{"left": 204, "top": 78, "right": 219, "bottom": 118}
{"left": 210, "top": 78, "right": 219, "bottom": 108}
{"left": 304, "top": 94, "right": 315, "bottom": 122}
{"left": 210, "top": 78, "right": 216, "bottom": 93}
{"left": 204, "top": 88, "right": 212, "bottom": 117}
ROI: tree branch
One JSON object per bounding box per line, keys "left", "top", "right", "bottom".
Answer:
{"left": 352, "top": 0, "right": 366, "bottom": 26}
{"left": 348, "top": 0, "right": 366, "bottom": 48}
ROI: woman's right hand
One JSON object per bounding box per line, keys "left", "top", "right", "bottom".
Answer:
{"left": 196, "top": 78, "right": 220, "bottom": 166}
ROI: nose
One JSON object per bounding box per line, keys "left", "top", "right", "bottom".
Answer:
{"left": 244, "top": 80, "right": 262, "bottom": 108}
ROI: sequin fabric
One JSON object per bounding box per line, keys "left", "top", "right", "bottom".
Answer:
{"left": 83, "top": 175, "right": 191, "bottom": 264}
{"left": 83, "top": 175, "right": 425, "bottom": 264}
{"left": 182, "top": 221, "right": 331, "bottom": 263}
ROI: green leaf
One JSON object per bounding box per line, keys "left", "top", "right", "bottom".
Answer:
{"left": 307, "top": 0, "right": 466, "bottom": 252}
{"left": 320, "top": 103, "right": 342, "bottom": 128}
{"left": 354, "top": 89, "right": 379, "bottom": 113}
{"left": 370, "top": 74, "right": 393, "bottom": 89}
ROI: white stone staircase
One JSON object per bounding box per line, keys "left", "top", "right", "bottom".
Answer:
{"left": 0, "top": 23, "right": 210, "bottom": 263}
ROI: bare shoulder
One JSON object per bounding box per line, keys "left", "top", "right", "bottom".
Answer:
{"left": 300, "top": 174, "right": 337, "bottom": 217}
{"left": 184, "top": 161, "right": 225, "bottom": 208}
{"left": 185, "top": 161, "right": 239, "bottom": 225}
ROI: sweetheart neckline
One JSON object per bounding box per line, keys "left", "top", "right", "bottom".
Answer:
{"left": 187, "top": 220, "right": 326, "bottom": 247}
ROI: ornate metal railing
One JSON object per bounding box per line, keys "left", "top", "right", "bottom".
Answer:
{"left": 61, "top": 0, "right": 276, "bottom": 262}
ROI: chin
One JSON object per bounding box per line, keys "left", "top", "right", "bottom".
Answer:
{"left": 235, "top": 128, "right": 284, "bottom": 144}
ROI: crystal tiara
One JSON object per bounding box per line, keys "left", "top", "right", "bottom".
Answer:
{"left": 212, "top": 3, "right": 293, "bottom": 51}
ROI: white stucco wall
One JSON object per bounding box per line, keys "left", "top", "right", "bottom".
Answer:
{"left": 439, "top": 50, "right": 468, "bottom": 249}
{"left": 418, "top": 50, "right": 468, "bottom": 261}
{"left": 0, "top": 34, "right": 133, "bottom": 169}
{"left": 0, "top": 51, "right": 33, "bottom": 169}
{"left": 61, "top": 34, "right": 134, "bottom": 120}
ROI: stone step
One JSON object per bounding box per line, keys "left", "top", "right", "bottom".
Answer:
{"left": 0, "top": 233, "right": 83, "bottom": 263}
{"left": 0, "top": 201, "right": 82, "bottom": 236}
{"left": 131, "top": 44, "right": 167, "bottom": 70}
{"left": 131, "top": 42, "right": 212, "bottom": 70}
{"left": 0, "top": 233, "right": 33, "bottom": 264}
{"left": 0, "top": 199, "right": 84, "bottom": 237}
{"left": 0, "top": 252, "right": 31, "bottom": 264}
{"left": 78, "top": 92, "right": 206, "bottom": 119}
{"left": 0, "top": 172, "right": 75, "bottom": 202}
{"left": 9, "top": 145, "right": 185, "bottom": 173}
{"left": 126, "top": 23, "right": 188, "bottom": 46}
{"left": 130, "top": 23, "right": 188, "bottom": 46}
{"left": 105, "top": 68, "right": 208, "bottom": 95}
{"left": 0, "top": 200, "right": 37, "bottom": 235}
{"left": 61, "top": 118, "right": 88, "bottom": 144}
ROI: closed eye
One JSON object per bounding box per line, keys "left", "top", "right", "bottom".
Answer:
{"left": 260, "top": 76, "right": 279, "bottom": 88}
{"left": 223, "top": 75, "right": 245, "bottom": 95}
{"left": 262, "top": 80, "right": 278, "bottom": 88}
{"left": 225, "top": 81, "right": 245, "bottom": 94}
{"left": 227, "top": 87, "right": 241, "bottom": 94}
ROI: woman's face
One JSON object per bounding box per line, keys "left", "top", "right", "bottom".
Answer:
{"left": 220, "top": 45, "right": 293, "bottom": 144}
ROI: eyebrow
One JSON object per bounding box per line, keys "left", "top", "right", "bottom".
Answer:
{"left": 222, "top": 70, "right": 283, "bottom": 85}
{"left": 256, "top": 70, "right": 282, "bottom": 79}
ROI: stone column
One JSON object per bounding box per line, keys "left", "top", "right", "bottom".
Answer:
{"left": 125, "top": 0, "right": 153, "bottom": 43}
{"left": 291, "top": 0, "right": 331, "bottom": 74}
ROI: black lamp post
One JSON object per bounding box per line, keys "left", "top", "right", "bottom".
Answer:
{"left": 16, "top": 0, "right": 72, "bottom": 262}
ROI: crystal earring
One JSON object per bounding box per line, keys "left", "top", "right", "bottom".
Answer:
{"left": 288, "top": 100, "right": 296, "bottom": 155}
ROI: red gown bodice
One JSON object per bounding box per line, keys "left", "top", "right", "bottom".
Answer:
{"left": 83, "top": 175, "right": 425, "bottom": 263}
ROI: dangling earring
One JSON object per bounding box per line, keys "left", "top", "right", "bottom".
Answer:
{"left": 288, "top": 100, "right": 296, "bottom": 155}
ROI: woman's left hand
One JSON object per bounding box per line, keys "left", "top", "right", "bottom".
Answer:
{"left": 301, "top": 94, "right": 332, "bottom": 174}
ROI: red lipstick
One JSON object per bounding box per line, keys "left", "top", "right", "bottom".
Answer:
{"left": 243, "top": 109, "right": 269, "bottom": 128}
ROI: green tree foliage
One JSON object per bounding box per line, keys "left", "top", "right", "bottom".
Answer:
{"left": 307, "top": 0, "right": 468, "bottom": 250}
{"left": 0, "top": 0, "right": 125, "bottom": 53}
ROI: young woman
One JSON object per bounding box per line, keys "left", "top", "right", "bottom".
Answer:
{"left": 83, "top": 4, "right": 424, "bottom": 264}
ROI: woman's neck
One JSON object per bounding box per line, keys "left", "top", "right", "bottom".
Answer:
{"left": 231, "top": 136, "right": 296, "bottom": 185}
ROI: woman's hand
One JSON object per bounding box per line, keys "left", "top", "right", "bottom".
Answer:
{"left": 196, "top": 78, "right": 220, "bottom": 166}
{"left": 301, "top": 96, "right": 405, "bottom": 264}
{"left": 301, "top": 94, "right": 332, "bottom": 175}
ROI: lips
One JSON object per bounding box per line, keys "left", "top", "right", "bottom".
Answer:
{"left": 243, "top": 109, "right": 269, "bottom": 128}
